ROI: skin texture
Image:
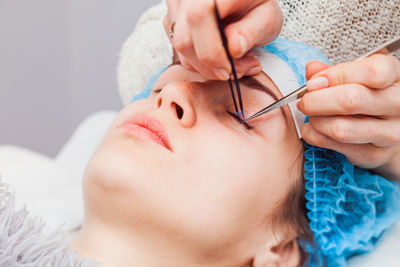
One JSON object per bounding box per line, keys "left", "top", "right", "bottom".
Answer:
{"left": 164, "top": 0, "right": 283, "bottom": 80}
{"left": 299, "top": 52, "right": 400, "bottom": 181}
{"left": 72, "top": 66, "right": 303, "bottom": 267}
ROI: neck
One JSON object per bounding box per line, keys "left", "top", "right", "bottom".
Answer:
{"left": 71, "top": 219, "right": 245, "bottom": 267}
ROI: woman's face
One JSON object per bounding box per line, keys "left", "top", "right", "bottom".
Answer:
{"left": 82, "top": 64, "right": 303, "bottom": 261}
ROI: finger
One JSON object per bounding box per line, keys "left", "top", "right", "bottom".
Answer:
{"left": 180, "top": 51, "right": 219, "bottom": 79}
{"left": 165, "top": 0, "right": 181, "bottom": 19}
{"left": 301, "top": 122, "right": 390, "bottom": 169}
{"left": 233, "top": 56, "right": 262, "bottom": 78}
{"left": 306, "top": 60, "right": 331, "bottom": 80}
{"left": 298, "top": 83, "right": 400, "bottom": 117}
{"left": 178, "top": 53, "right": 196, "bottom": 72}
{"left": 172, "top": 2, "right": 194, "bottom": 57}
{"left": 173, "top": 3, "right": 218, "bottom": 79}
{"left": 186, "top": 0, "right": 232, "bottom": 79}
{"left": 216, "top": 0, "right": 267, "bottom": 17}
{"left": 307, "top": 115, "right": 400, "bottom": 147}
{"left": 225, "top": 0, "right": 283, "bottom": 58}
{"left": 308, "top": 53, "right": 400, "bottom": 90}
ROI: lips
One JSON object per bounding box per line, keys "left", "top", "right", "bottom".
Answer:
{"left": 118, "top": 114, "right": 172, "bottom": 151}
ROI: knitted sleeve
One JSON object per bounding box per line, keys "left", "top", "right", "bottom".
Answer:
{"left": 278, "top": 0, "right": 400, "bottom": 64}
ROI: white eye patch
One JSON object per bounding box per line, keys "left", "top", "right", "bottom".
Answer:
{"left": 253, "top": 48, "right": 305, "bottom": 138}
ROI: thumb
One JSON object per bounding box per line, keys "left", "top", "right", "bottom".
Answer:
{"left": 225, "top": 1, "right": 283, "bottom": 58}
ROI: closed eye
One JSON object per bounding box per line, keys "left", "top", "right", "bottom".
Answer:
{"left": 226, "top": 111, "right": 254, "bottom": 130}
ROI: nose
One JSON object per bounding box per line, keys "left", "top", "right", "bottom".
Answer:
{"left": 156, "top": 82, "right": 197, "bottom": 128}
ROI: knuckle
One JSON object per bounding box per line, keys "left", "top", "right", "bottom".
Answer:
{"left": 339, "top": 87, "right": 362, "bottom": 112}
{"left": 173, "top": 37, "right": 193, "bottom": 54}
{"left": 198, "top": 47, "right": 224, "bottom": 66}
{"left": 330, "top": 65, "right": 347, "bottom": 85}
{"left": 367, "top": 56, "right": 392, "bottom": 86}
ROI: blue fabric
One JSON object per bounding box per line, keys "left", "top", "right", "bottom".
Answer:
{"left": 261, "top": 37, "right": 330, "bottom": 86}
{"left": 261, "top": 38, "right": 400, "bottom": 266}
{"left": 304, "top": 143, "right": 400, "bottom": 267}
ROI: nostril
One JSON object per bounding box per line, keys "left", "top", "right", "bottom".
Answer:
{"left": 173, "top": 103, "right": 184, "bottom": 120}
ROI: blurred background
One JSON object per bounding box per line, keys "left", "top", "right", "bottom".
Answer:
{"left": 0, "top": 0, "right": 160, "bottom": 156}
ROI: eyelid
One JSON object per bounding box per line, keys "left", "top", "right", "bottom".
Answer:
{"left": 226, "top": 111, "right": 253, "bottom": 130}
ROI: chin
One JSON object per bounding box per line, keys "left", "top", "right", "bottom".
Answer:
{"left": 81, "top": 132, "right": 174, "bottom": 221}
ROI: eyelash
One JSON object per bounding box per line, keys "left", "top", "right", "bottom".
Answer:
{"left": 226, "top": 111, "right": 253, "bottom": 130}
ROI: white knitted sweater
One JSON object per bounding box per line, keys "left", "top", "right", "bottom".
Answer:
{"left": 117, "top": 0, "right": 400, "bottom": 105}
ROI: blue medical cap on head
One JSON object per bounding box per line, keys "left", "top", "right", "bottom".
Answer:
{"left": 260, "top": 37, "right": 400, "bottom": 266}
{"left": 261, "top": 37, "right": 330, "bottom": 85}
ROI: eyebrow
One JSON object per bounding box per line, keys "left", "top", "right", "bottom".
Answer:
{"left": 239, "top": 76, "right": 279, "bottom": 101}
{"left": 239, "top": 76, "right": 287, "bottom": 120}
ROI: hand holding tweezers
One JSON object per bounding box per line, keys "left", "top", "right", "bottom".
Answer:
{"left": 214, "top": 1, "right": 245, "bottom": 121}
{"left": 245, "top": 35, "right": 400, "bottom": 122}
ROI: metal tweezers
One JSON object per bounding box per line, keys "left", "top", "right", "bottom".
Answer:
{"left": 245, "top": 35, "right": 400, "bottom": 122}
{"left": 214, "top": 1, "right": 245, "bottom": 121}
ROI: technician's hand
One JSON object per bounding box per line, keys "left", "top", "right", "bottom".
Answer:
{"left": 164, "top": 0, "right": 283, "bottom": 80}
{"left": 298, "top": 53, "right": 400, "bottom": 181}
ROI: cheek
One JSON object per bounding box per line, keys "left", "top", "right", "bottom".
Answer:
{"left": 177, "top": 130, "right": 284, "bottom": 222}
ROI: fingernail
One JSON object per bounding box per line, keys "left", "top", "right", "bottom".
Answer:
{"left": 296, "top": 101, "right": 302, "bottom": 111}
{"left": 215, "top": 68, "right": 230, "bottom": 80}
{"left": 307, "top": 76, "right": 329, "bottom": 91}
{"left": 244, "top": 65, "right": 263, "bottom": 76}
{"left": 238, "top": 35, "right": 248, "bottom": 57}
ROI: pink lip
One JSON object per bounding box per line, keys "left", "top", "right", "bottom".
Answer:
{"left": 118, "top": 114, "right": 172, "bottom": 151}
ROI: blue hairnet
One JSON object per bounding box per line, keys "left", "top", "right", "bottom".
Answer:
{"left": 131, "top": 37, "right": 400, "bottom": 266}
{"left": 261, "top": 38, "right": 400, "bottom": 266}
